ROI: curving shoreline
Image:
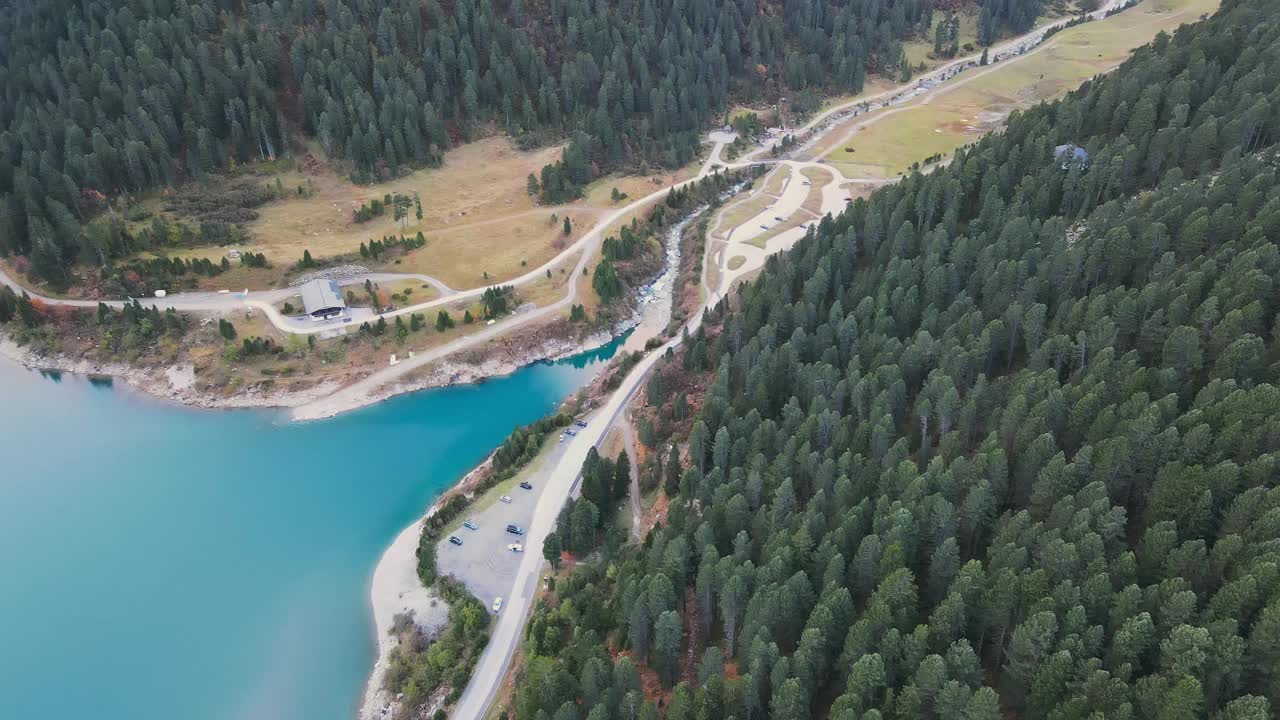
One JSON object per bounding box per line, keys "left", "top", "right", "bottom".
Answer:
{"left": 0, "top": 337, "right": 342, "bottom": 411}
{"left": 0, "top": 324, "right": 616, "bottom": 420}
{"left": 357, "top": 516, "right": 444, "bottom": 720}
{"left": 354, "top": 316, "right": 659, "bottom": 718}
{"left": 357, "top": 452, "right": 498, "bottom": 720}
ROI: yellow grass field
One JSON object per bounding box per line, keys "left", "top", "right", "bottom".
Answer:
{"left": 824, "top": 0, "right": 1218, "bottom": 178}
{"left": 228, "top": 307, "right": 286, "bottom": 341}
{"left": 727, "top": 255, "right": 747, "bottom": 271}
{"left": 762, "top": 165, "right": 792, "bottom": 196}
{"left": 714, "top": 194, "right": 775, "bottom": 236}
{"left": 578, "top": 158, "right": 700, "bottom": 207}
{"left": 816, "top": 77, "right": 898, "bottom": 115}
{"left": 727, "top": 166, "right": 829, "bottom": 250}
{"left": 745, "top": 212, "right": 809, "bottom": 249}
{"left": 800, "top": 168, "right": 834, "bottom": 215}
{"left": 253, "top": 137, "right": 562, "bottom": 243}
{"left": 574, "top": 264, "right": 600, "bottom": 315}
{"left": 127, "top": 135, "right": 703, "bottom": 292}
{"left": 902, "top": 11, "right": 981, "bottom": 69}
{"left": 518, "top": 250, "right": 584, "bottom": 307}
{"left": 389, "top": 208, "right": 604, "bottom": 288}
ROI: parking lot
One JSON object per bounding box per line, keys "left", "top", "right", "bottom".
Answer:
{"left": 434, "top": 435, "right": 573, "bottom": 610}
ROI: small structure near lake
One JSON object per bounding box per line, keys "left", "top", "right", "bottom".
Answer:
{"left": 300, "top": 279, "right": 347, "bottom": 321}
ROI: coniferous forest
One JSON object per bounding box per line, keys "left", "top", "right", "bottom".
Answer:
{"left": 0, "top": 0, "right": 994, "bottom": 286}
{"left": 515, "top": 1, "right": 1280, "bottom": 719}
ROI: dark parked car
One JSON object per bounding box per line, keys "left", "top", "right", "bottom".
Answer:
{"left": 506, "top": 524, "right": 525, "bottom": 535}
{"left": 574, "top": 420, "right": 588, "bottom": 428}
{"left": 448, "top": 536, "right": 463, "bottom": 546}
{"left": 519, "top": 481, "right": 533, "bottom": 490}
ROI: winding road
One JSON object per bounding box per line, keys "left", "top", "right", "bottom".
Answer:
{"left": 446, "top": 1, "right": 1143, "bottom": 717}
{"left": 0, "top": 1, "right": 1179, "bottom": 717}
{"left": 0, "top": 0, "right": 1132, "bottom": 422}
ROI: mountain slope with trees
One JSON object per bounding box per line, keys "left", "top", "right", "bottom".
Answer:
{"left": 0, "top": 0, "right": 1090, "bottom": 285}
{"left": 0, "top": 0, "right": 1056, "bottom": 287}
{"left": 507, "top": 1, "right": 1280, "bottom": 719}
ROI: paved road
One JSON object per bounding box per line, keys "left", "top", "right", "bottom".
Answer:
{"left": 0, "top": 263, "right": 450, "bottom": 335}
{"left": 0, "top": 0, "right": 1127, "bottom": 340}
{"left": 0, "top": 0, "right": 1102, "bottom": 368}
{"left": 0, "top": 173, "right": 704, "bottom": 341}
{"left": 436, "top": 438, "right": 575, "bottom": 606}
{"left": 449, "top": 155, "right": 856, "bottom": 720}
{"left": 447, "top": 4, "right": 1146, "bottom": 715}
{"left": 743, "top": 0, "right": 1132, "bottom": 163}
{"left": 291, "top": 158, "right": 737, "bottom": 419}
{"left": 359, "top": 272, "right": 459, "bottom": 296}
{"left": 0, "top": 141, "right": 738, "bottom": 421}
{"left": 449, "top": 269, "right": 720, "bottom": 720}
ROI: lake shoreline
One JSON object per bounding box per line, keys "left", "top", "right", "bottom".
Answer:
{"left": 0, "top": 336, "right": 342, "bottom": 412}
{"left": 291, "top": 326, "right": 621, "bottom": 422}
{"left": 0, "top": 295, "right": 652, "bottom": 720}
{"left": 357, "top": 453, "right": 496, "bottom": 720}
{"left": 0, "top": 325, "right": 619, "bottom": 420}
{"left": 0, "top": 329, "right": 632, "bottom": 720}
{"left": 354, "top": 312, "right": 655, "bottom": 719}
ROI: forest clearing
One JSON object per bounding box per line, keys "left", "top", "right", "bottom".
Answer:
{"left": 822, "top": 0, "right": 1218, "bottom": 177}
{"left": 123, "top": 136, "right": 697, "bottom": 292}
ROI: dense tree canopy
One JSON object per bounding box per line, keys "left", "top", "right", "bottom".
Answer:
{"left": 509, "top": 1, "right": 1280, "bottom": 719}
{"left": 0, "top": 0, "right": 963, "bottom": 285}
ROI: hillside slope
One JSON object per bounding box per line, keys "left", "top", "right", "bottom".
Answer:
{"left": 510, "top": 0, "right": 1280, "bottom": 718}
{"left": 0, "top": 0, "right": 1029, "bottom": 285}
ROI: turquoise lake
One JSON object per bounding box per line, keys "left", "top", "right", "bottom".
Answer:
{"left": 0, "top": 337, "right": 623, "bottom": 720}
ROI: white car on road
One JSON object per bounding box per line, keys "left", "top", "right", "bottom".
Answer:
{"left": 507, "top": 543, "right": 524, "bottom": 553}
{"left": 492, "top": 597, "right": 503, "bottom": 613}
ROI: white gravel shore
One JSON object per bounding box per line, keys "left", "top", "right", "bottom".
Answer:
{"left": 358, "top": 517, "right": 449, "bottom": 720}
{"left": 0, "top": 338, "right": 340, "bottom": 410}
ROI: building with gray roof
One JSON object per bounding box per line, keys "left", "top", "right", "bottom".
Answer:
{"left": 299, "top": 279, "right": 346, "bottom": 320}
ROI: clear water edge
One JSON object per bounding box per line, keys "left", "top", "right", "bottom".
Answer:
{"left": 0, "top": 333, "right": 626, "bottom": 720}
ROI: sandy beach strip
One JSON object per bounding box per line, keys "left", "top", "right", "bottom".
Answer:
{"left": 358, "top": 516, "right": 449, "bottom": 720}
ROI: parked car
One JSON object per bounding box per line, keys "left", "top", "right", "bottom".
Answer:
{"left": 558, "top": 434, "right": 565, "bottom": 442}
{"left": 774, "top": 216, "right": 783, "bottom": 221}
{"left": 760, "top": 224, "right": 768, "bottom": 229}
{"left": 499, "top": 495, "right": 512, "bottom": 504}
{"left": 448, "top": 536, "right": 463, "bottom": 546}
{"left": 519, "top": 482, "right": 533, "bottom": 490}
{"left": 565, "top": 429, "right": 577, "bottom": 437}
{"left": 508, "top": 543, "right": 524, "bottom": 552}
{"left": 492, "top": 597, "right": 503, "bottom": 613}
{"left": 506, "top": 524, "right": 525, "bottom": 535}
{"left": 463, "top": 519, "right": 478, "bottom": 530}
{"left": 574, "top": 420, "right": 588, "bottom": 428}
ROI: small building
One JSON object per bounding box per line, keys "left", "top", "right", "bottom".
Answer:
{"left": 300, "top": 279, "right": 346, "bottom": 320}
{"left": 1054, "top": 143, "right": 1090, "bottom": 169}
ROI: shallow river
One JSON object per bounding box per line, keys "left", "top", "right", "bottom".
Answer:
{"left": 0, "top": 337, "right": 624, "bottom": 720}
